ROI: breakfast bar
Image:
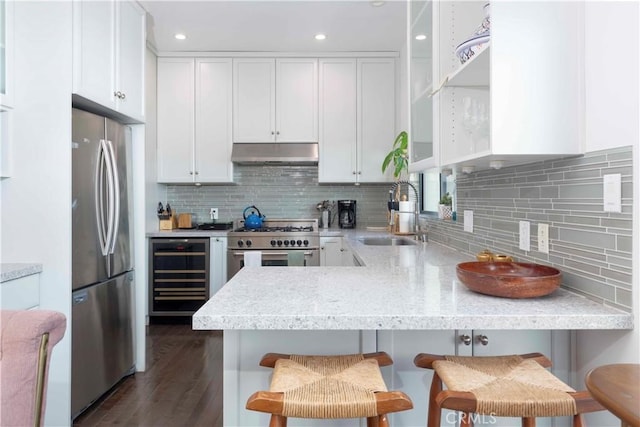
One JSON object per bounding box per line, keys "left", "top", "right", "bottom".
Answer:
{"left": 193, "top": 236, "right": 633, "bottom": 426}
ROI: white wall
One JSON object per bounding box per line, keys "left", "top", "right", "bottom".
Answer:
{"left": 0, "top": 2, "right": 73, "bottom": 425}
{"left": 579, "top": 3, "right": 639, "bottom": 426}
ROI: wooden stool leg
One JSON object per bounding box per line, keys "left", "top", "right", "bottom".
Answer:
{"left": 460, "top": 412, "right": 473, "bottom": 427}
{"left": 522, "top": 417, "right": 536, "bottom": 427}
{"left": 367, "top": 414, "right": 389, "bottom": 427}
{"left": 269, "top": 414, "right": 287, "bottom": 427}
{"left": 572, "top": 414, "right": 584, "bottom": 427}
{"left": 428, "top": 373, "right": 443, "bottom": 427}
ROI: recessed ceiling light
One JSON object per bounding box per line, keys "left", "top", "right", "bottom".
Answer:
{"left": 315, "top": 33, "right": 327, "bottom": 41}
{"left": 415, "top": 34, "right": 427, "bottom": 41}
{"left": 370, "top": 1, "right": 385, "bottom": 6}
{"left": 175, "top": 33, "right": 187, "bottom": 40}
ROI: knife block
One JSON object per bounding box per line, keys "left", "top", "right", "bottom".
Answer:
{"left": 159, "top": 215, "right": 178, "bottom": 230}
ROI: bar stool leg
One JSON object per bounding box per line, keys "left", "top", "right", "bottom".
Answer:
{"left": 460, "top": 412, "right": 473, "bottom": 427}
{"left": 269, "top": 414, "right": 287, "bottom": 427}
{"left": 572, "top": 414, "right": 585, "bottom": 427}
{"left": 367, "top": 414, "right": 390, "bottom": 427}
{"left": 522, "top": 417, "right": 536, "bottom": 427}
{"left": 428, "top": 373, "right": 443, "bottom": 427}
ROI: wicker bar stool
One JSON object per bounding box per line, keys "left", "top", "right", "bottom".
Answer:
{"left": 246, "top": 351, "right": 413, "bottom": 427}
{"left": 413, "top": 352, "right": 605, "bottom": 427}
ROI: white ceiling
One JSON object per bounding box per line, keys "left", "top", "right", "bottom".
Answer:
{"left": 141, "top": 1, "right": 407, "bottom": 53}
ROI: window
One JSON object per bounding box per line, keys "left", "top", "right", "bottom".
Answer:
{"left": 419, "top": 169, "right": 456, "bottom": 214}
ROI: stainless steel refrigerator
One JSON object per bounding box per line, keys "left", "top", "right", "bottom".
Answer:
{"left": 71, "top": 108, "right": 135, "bottom": 419}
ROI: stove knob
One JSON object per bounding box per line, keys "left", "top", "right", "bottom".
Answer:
{"left": 296, "top": 240, "right": 302, "bottom": 246}
{"left": 290, "top": 239, "right": 297, "bottom": 246}
{"left": 237, "top": 240, "right": 244, "bottom": 247}
{"left": 246, "top": 240, "right": 252, "bottom": 247}
{"left": 277, "top": 240, "right": 283, "bottom": 246}
{"left": 270, "top": 239, "right": 276, "bottom": 247}
{"left": 284, "top": 240, "right": 290, "bottom": 246}
{"left": 303, "top": 239, "right": 309, "bottom": 246}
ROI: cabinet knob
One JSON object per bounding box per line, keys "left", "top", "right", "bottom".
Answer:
{"left": 195, "top": 171, "right": 199, "bottom": 175}
{"left": 476, "top": 334, "right": 489, "bottom": 346}
{"left": 276, "top": 131, "right": 280, "bottom": 135}
{"left": 189, "top": 171, "right": 193, "bottom": 175}
{"left": 120, "top": 92, "right": 126, "bottom": 100}
{"left": 271, "top": 131, "right": 275, "bottom": 135}
{"left": 459, "top": 334, "right": 472, "bottom": 345}
{"left": 352, "top": 171, "right": 356, "bottom": 175}
{"left": 358, "top": 171, "right": 362, "bottom": 175}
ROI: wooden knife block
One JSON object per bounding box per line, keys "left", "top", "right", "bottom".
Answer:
{"left": 159, "top": 215, "right": 178, "bottom": 230}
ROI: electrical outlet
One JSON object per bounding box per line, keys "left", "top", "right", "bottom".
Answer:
{"left": 538, "top": 223, "right": 549, "bottom": 254}
{"left": 519, "top": 221, "right": 530, "bottom": 251}
{"left": 464, "top": 210, "right": 473, "bottom": 233}
{"left": 209, "top": 208, "right": 219, "bottom": 220}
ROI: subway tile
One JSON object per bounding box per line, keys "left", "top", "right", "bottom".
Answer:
{"left": 615, "top": 287, "right": 633, "bottom": 309}
{"left": 557, "top": 228, "right": 616, "bottom": 249}
{"left": 616, "top": 235, "right": 633, "bottom": 253}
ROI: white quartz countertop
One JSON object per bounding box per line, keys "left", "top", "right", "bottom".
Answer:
{"left": 193, "top": 230, "right": 632, "bottom": 331}
{"left": 1, "top": 263, "right": 43, "bottom": 282}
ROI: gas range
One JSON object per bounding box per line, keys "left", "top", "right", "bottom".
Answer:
{"left": 228, "top": 219, "right": 320, "bottom": 250}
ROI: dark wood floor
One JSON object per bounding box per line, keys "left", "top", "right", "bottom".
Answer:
{"left": 73, "top": 322, "right": 223, "bottom": 427}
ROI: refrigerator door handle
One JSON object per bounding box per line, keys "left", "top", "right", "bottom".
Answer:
{"left": 95, "top": 140, "right": 111, "bottom": 257}
{"left": 105, "top": 139, "right": 120, "bottom": 255}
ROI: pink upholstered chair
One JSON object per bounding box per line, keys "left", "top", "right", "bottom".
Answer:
{"left": 1, "top": 310, "right": 67, "bottom": 427}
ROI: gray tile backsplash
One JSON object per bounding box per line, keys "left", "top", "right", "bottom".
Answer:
{"left": 165, "top": 166, "right": 392, "bottom": 228}
{"left": 424, "top": 146, "right": 633, "bottom": 311}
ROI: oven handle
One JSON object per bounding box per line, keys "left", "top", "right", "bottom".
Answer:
{"left": 231, "top": 251, "right": 316, "bottom": 257}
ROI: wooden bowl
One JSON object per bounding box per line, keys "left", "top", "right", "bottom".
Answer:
{"left": 456, "top": 262, "right": 562, "bottom": 298}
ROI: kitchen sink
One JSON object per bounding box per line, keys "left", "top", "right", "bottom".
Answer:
{"left": 359, "top": 237, "right": 416, "bottom": 246}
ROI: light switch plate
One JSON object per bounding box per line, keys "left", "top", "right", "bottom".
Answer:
{"left": 519, "top": 221, "right": 530, "bottom": 251}
{"left": 464, "top": 210, "right": 473, "bottom": 233}
{"left": 538, "top": 223, "right": 549, "bottom": 254}
{"left": 603, "top": 173, "right": 622, "bottom": 213}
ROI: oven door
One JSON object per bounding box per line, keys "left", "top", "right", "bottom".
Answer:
{"left": 227, "top": 249, "right": 319, "bottom": 279}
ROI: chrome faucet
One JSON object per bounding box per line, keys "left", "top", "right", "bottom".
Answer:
{"left": 389, "top": 180, "right": 424, "bottom": 239}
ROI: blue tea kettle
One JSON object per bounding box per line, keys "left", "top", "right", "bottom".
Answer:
{"left": 243, "top": 205, "right": 265, "bottom": 229}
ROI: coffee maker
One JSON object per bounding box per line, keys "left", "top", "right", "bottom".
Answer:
{"left": 337, "top": 200, "right": 356, "bottom": 229}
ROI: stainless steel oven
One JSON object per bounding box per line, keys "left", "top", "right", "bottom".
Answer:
{"left": 227, "top": 219, "right": 320, "bottom": 279}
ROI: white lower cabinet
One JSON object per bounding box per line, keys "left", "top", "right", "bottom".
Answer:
{"left": 320, "top": 236, "right": 357, "bottom": 266}
{"left": 378, "top": 330, "right": 570, "bottom": 427}
{"left": 210, "top": 237, "right": 227, "bottom": 295}
{"left": 1, "top": 273, "right": 40, "bottom": 310}
{"left": 320, "top": 236, "right": 343, "bottom": 266}
{"left": 157, "top": 58, "right": 233, "bottom": 183}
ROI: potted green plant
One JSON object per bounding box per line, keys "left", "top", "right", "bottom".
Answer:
{"left": 438, "top": 192, "right": 453, "bottom": 220}
{"left": 381, "top": 131, "right": 409, "bottom": 180}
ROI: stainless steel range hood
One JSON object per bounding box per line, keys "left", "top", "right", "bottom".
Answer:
{"left": 231, "top": 143, "right": 318, "bottom": 165}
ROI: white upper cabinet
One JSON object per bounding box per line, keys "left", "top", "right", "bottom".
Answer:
{"left": 318, "top": 59, "right": 357, "bottom": 182}
{"left": 434, "top": 1, "right": 584, "bottom": 171}
{"left": 157, "top": 58, "right": 233, "bottom": 184}
{"left": 319, "top": 58, "right": 396, "bottom": 183}
{"left": 195, "top": 59, "right": 233, "bottom": 183}
{"left": 408, "top": 0, "right": 437, "bottom": 172}
{"left": 357, "top": 58, "right": 396, "bottom": 183}
{"left": 73, "top": 0, "right": 145, "bottom": 122}
{"left": 157, "top": 58, "right": 194, "bottom": 183}
{"left": 233, "top": 58, "right": 318, "bottom": 143}
{"left": 0, "top": 0, "right": 14, "bottom": 110}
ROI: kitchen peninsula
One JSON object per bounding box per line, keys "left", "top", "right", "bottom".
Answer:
{"left": 193, "top": 232, "right": 633, "bottom": 426}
